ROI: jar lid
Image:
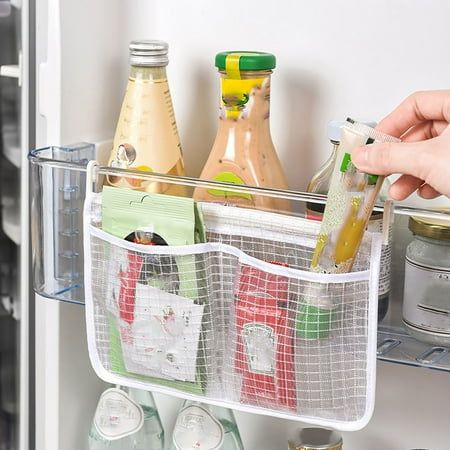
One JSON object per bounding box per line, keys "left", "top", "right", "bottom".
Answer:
{"left": 129, "top": 40, "right": 169, "bottom": 66}
{"left": 288, "top": 428, "right": 343, "bottom": 450}
{"left": 409, "top": 214, "right": 450, "bottom": 241}
{"left": 327, "top": 120, "right": 377, "bottom": 143}
{"left": 215, "top": 51, "right": 276, "bottom": 71}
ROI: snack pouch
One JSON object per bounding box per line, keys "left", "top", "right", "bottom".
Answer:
{"left": 101, "top": 186, "right": 207, "bottom": 392}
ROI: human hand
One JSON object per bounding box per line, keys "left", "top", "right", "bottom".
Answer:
{"left": 351, "top": 90, "right": 450, "bottom": 199}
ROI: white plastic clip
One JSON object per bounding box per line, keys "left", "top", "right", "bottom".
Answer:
{"left": 382, "top": 199, "right": 394, "bottom": 245}
{"left": 86, "top": 160, "right": 99, "bottom": 195}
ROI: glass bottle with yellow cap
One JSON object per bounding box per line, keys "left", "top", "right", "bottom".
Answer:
{"left": 194, "top": 51, "right": 290, "bottom": 212}
{"left": 106, "top": 40, "right": 186, "bottom": 196}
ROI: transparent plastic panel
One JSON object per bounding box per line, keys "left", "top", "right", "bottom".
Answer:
{"left": 29, "top": 145, "right": 94, "bottom": 304}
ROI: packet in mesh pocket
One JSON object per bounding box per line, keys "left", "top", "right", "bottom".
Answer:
{"left": 235, "top": 264, "right": 296, "bottom": 410}
{"left": 101, "top": 186, "right": 208, "bottom": 392}
{"left": 296, "top": 120, "right": 399, "bottom": 339}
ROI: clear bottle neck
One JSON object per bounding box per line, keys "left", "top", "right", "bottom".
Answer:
{"left": 218, "top": 69, "right": 272, "bottom": 126}
{"left": 306, "top": 140, "right": 339, "bottom": 195}
{"left": 130, "top": 64, "right": 167, "bottom": 82}
{"left": 328, "top": 140, "right": 339, "bottom": 163}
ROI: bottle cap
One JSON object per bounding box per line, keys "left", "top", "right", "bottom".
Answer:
{"left": 215, "top": 51, "right": 276, "bottom": 71}
{"left": 129, "top": 40, "right": 169, "bottom": 66}
{"left": 288, "top": 427, "right": 343, "bottom": 450}
{"left": 409, "top": 212, "right": 450, "bottom": 242}
{"left": 327, "top": 120, "right": 377, "bottom": 143}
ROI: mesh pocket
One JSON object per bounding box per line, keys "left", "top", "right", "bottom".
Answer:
{"left": 84, "top": 195, "right": 381, "bottom": 430}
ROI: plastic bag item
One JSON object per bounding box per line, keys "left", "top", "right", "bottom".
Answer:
{"left": 296, "top": 120, "right": 400, "bottom": 340}
{"left": 234, "top": 265, "right": 296, "bottom": 410}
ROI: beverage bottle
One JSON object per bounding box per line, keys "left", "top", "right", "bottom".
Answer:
{"left": 193, "top": 51, "right": 290, "bottom": 212}
{"left": 305, "top": 120, "right": 392, "bottom": 322}
{"left": 168, "top": 400, "right": 244, "bottom": 450}
{"left": 88, "top": 386, "right": 164, "bottom": 450}
{"left": 106, "top": 40, "right": 186, "bottom": 196}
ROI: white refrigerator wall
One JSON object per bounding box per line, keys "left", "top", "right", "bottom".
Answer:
{"left": 34, "top": 1, "right": 450, "bottom": 449}
{"left": 125, "top": 1, "right": 450, "bottom": 449}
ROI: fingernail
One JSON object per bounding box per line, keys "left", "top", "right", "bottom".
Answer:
{"left": 351, "top": 146, "right": 368, "bottom": 168}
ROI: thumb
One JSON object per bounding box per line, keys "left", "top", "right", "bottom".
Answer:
{"left": 351, "top": 139, "right": 435, "bottom": 177}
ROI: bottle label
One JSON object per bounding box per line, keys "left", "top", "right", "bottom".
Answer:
{"left": 220, "top": 75, "right": 267, "bottom": 120}
{"left": 207, "top": 171, "right": 254, "bottom": 203}
{"left": 366, "top": 217, "right": 392, "bottom": 296}
{"left": 93, "top": 388, "right": 144, "bottom": 441}
{"left": 172, "top": 405, "right": 224, "bottom": 450}
{"left": 109, "top": 79, "right": 183, "bottom": 189}
{"left": 242, "top": 323, "right": 276, "bottom": 375}
{"left": 404, "top": 258, "right": 450, "bottom": 332}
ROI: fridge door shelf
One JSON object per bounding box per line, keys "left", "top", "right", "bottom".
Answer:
{"left": 29, "top": 144, "right": 95, "bottom": 304}
{"left": 28, "top": 146, "right": 450, "bottom": 306}
{"left": 30, "top": 148, "right": 389, "bottom": 430}
{"left": 28, "top": 147, "right": 450, "bottom": 422}
{"left": 378, "top": 325, "right": 450, "bottom": 371}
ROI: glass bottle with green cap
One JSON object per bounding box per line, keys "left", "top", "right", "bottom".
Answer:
{"left": 193, "top": 51, "right": 290, "bottom": 212}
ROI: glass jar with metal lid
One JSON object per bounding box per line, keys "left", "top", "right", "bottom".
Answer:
{"left": 288, "top": 428, "right": 343, "bottom": 450}
{"left": 403, "top": 215, "right": 450, "bottom": 346}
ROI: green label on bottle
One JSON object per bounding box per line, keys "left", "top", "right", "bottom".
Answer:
{"left": 207, "top": 172, "right": 253, "bottom": 201}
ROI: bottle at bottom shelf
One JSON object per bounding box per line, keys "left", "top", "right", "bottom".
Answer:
{"left": 168, "top": 400, "right": 244, "bottom": 450}
{"left": 288, "top": 427, "right": 343, "bottom": 450}
{"left": 88, "top": 386, "right": 164, "bottom": 450}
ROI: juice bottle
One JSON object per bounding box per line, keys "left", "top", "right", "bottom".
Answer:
{"left": 106, "top": 40, "right": 185, "bottom": 196}
{"left": 305, "top": 120, "right": 392, "bottom": 322}
{"left": 193, "top": 51, "right": 290, "bottom": 212}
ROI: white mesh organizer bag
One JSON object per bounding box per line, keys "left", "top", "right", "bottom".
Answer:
{"left": 83, "top": 163, "right": 383, "bottom": 431}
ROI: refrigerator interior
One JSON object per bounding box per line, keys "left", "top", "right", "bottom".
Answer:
{"left": 34, "top": 1, "right": 450, "bottom": 449}
{"left": 0, "top": 3, "right": 26, "bottom": 449}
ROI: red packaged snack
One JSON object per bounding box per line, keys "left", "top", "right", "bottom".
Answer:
{"left": 234, "top": 264, "right": 296, "bottom": 410}
{"left": 118, "top": 230, "right": 173, "bottom": 325}
{"left": 118, "top": 252, "right": 143, "bottom": 324}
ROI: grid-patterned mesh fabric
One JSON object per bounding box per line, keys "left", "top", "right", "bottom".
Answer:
{"left": 85, "top": 198, "right": 379, "bottom": 428}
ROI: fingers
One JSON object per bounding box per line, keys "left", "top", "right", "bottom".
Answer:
{"left": 376, "top": 90, "right": 450, "bottom": 137}
{"left": 390, "top": 176, "right": 441, "bottom": 200}
{"left": 351, "top": 139, "right": 436, "bottom": 177}
{"left": 418, "top": 184, "right": 441, "bottom": 199}
{"left": 389, "top": 175, "right": 424, "bottom": 200}
{"left": 400, "top": 120, "right": 449, "bottom": 142}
